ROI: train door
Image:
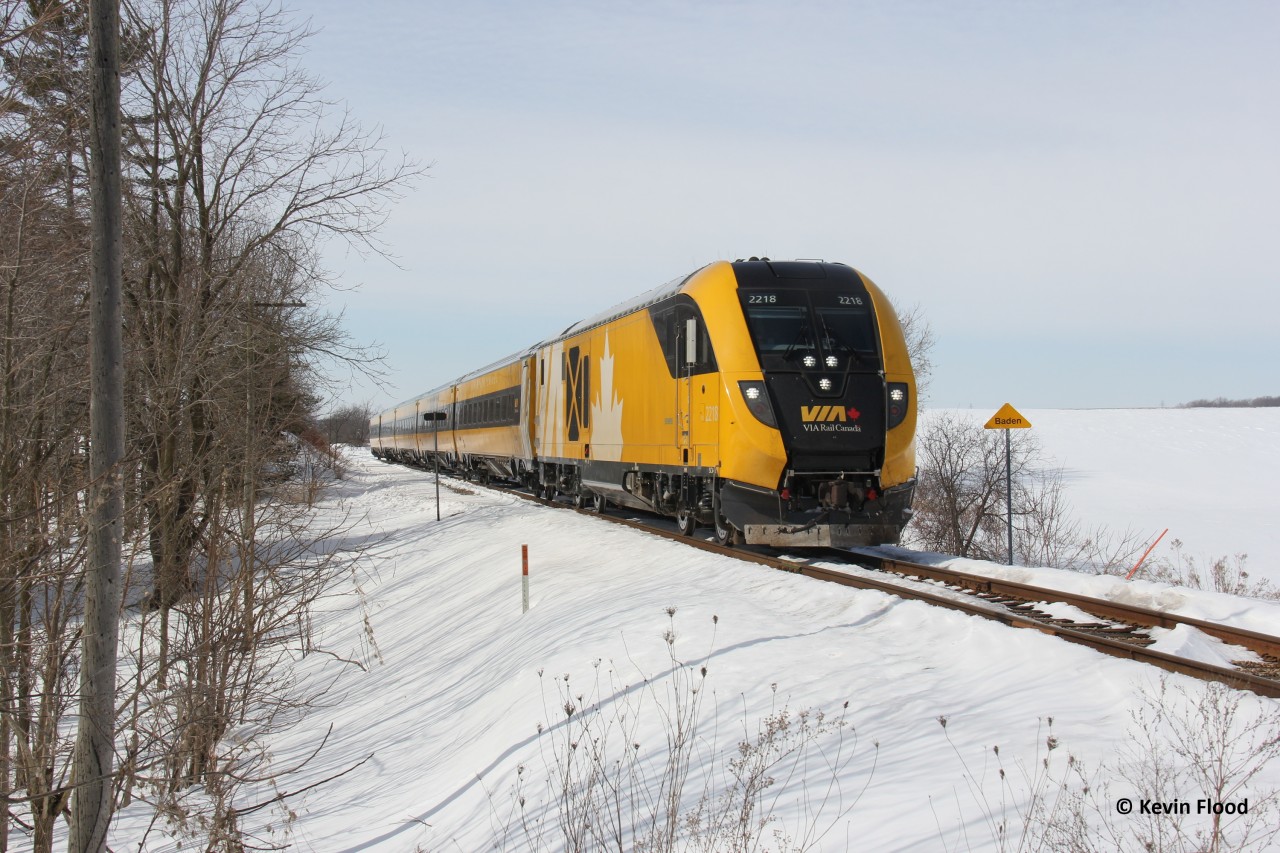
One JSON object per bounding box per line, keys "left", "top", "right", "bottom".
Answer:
{"left": 675, "top": 310, "right": 719, "bottom": 470}
{"left": 443, "top": 387, "right": 458, "bottom": 466}
{"left": 675, "top": 318, "right": 692, "bottom": 465}
{"left": 533, "top": 351, "right": 544, "bottom": 457}
{"left": 413, "top": 400, "right": 422, "bottom": 461}
{"left": 534, "top": 343, "right": 565, "bottom": 461}
{"left": 519, "top": 356, "right": 535, "bottom": 462}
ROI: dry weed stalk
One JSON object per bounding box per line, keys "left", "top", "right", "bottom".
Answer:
{"left": 931, "top": 678, "right": 1280, "bottom": 852}
{"left": 491, "top": 611, "right": 872, "bottom": 852}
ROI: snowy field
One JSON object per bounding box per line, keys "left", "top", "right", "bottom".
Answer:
{"left": 88, "top": 408, "right": 1279, "bottom": 852}
{"left": 931, "top": 407, "right": 1280, "bottom": 586}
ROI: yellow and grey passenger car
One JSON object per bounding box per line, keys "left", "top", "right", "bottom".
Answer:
{"left": 371, "top": 259, "right": 916, "bottom": 547}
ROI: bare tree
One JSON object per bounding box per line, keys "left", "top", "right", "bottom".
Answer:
{"left": 908, "top": 411, "right": 1029, "bottom": 560}
{"left": 99, "top": 0, "right": 416, "bottom": 842}
{"left": 3, "top": 0, "right": 415, "bottom": 846}
{"left": 120, "top": 0, "right": 413, "bottom": 613}
{"left": 1, "top": 4, "right": 96, "bottom": 849}
{"left": 908, "top": 413, "right": 1148, "bottom": 570}
{"left": 897, "top": 303, "right": 934, "bottom": 403}
{"left": 319, "top": 402, "right": 373, "bottom": 447}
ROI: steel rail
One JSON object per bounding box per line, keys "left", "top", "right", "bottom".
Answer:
{"left": 468, "top": 478, "right": 1280, "bottom": 698}
{"left": 844, "top": 549, "right": 1280, "bottom": 660}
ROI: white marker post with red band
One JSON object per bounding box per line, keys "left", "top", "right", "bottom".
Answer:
{"left": 522, "top": 545, "right": 530, "bottom": 613}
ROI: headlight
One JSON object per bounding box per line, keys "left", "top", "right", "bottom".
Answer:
{"left": 803, "top": 355, "right": 817, "bottom": 368}
{"left": 887, "top": 382, "right": 910, "bottom": 429}
{"left": 825, "top": 355, "right": 839, "bottom": 368}
{"left": 737, "top": 381, "right": 777, "bottom": 427}
{"left": 818, "top": 378, "right": 832, "bottom": 391}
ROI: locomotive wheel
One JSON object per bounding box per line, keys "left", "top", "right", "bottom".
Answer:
{"left": 588, "top": 492, "right": 607, "bottom": 514}
{"left": 675, "top": 509, "right": 696, "bottom": 537}
{"left": 714, "top": 513, "right": 737, "bottom": 547}
{"left": 572, "top": 491, "right": 587, "bottom": 509}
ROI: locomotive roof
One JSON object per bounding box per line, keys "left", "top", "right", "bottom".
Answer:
{"left": 552, "top": 266, "right": 704, "bottom": 341}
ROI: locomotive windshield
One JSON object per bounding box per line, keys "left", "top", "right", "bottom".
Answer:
{"left": 740, "top": 289, "right": 880, "bottom": 371}
{"left": 741, "top": 304, "right": 817, "bottom": 358}
{"left": 815, "top": 306, "right": 877, "bottom": 362}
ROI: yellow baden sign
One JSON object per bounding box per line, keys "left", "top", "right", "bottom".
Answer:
{"left": 984, "top": 402, "right": 1032, "bottom": 430}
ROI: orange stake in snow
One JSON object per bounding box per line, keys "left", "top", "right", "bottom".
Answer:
{"left": 1126, "top": 528, "right": 1169, "bottom": 580}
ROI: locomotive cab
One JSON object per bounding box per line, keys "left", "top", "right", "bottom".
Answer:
{"left": 715, "top": 260, "right": 916, "bottom": 547}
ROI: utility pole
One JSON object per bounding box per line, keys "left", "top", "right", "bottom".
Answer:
{"left": 73, "top": 0, "right": 124, "bottom": 848}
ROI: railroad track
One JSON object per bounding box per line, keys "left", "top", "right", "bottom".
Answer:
{"left": 461, "top": 476, "right": 1280, "bottom": 698}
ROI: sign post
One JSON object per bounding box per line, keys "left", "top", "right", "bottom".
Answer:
{"left": 983, "top": 403, "right": 1032, "bottom": 565}
{"left": 423, "top": 412, "right": 447, "bottom": 521}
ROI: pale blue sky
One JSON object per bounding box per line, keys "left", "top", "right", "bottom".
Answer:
{"left": 296, "top": 0, "right": 1278, "bottom": 411}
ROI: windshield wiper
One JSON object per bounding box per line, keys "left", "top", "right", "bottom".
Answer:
{"left": 781, "top": 324, "right": 814, "bottom": 363}
{"left": 818, "top": 313, "right": 863, "bottom": 366}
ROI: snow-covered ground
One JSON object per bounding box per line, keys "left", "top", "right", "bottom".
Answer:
{"left": 92, "top": 408, "right": 1279, "bottom": 851}
{"left": 936, "top": 407, "right": 1280, "bottom": 586}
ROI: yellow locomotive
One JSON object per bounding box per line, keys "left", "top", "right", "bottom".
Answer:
{"left": 370, "top": 259, "right": 916, "bottom": 547}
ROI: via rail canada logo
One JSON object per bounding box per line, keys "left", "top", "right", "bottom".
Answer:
{"left": 800, "top": 405, "right": 862, "bottom": 433}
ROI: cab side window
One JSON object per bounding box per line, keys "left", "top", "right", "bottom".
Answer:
{"left": 648, "top": 297, "right": 716, "bottom": 377}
